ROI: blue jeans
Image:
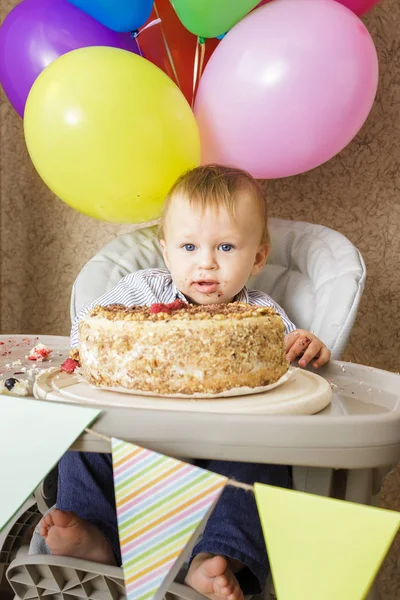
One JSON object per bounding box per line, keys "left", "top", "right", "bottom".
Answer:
{"left": 57, "top": 452, "right": 291, "bottom": 595}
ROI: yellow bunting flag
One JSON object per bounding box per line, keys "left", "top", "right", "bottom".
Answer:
{"left": 112, "top": 439, "right": 228, "bottom": 600}
{"left": 254, "top": 483, "right": 400, "bottom": 600}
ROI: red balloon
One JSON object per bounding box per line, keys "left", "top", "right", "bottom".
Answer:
{"left": 139, "top": 0, "right": 219, "bottom": 104}
{"left": 334, "top": 0, "right": 382, "bottom": 16}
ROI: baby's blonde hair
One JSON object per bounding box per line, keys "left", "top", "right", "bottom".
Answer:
{"left": 158, "top": 164, "right": 269, "bottom": 245}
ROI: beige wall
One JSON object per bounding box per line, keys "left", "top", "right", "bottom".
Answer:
{"left": 1, "top": 0, "right": 399, "bottom": 372}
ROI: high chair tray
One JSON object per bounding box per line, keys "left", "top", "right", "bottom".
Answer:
{"left": 34, "top": 367, "right": 331, "bottom": 415}
{"left": 3, "top": 335, "right": 400, "bottom": 468}
{"left": 33, "top": 356, "right": 400, "bottom": 470}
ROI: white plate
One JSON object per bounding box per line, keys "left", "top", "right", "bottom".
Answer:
{"left": 34, "top": 367, "right": 332, "bottom": 416}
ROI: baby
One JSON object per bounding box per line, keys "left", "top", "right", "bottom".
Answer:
{"left": 40, "top": 165, "right": 330, "bottom": 600}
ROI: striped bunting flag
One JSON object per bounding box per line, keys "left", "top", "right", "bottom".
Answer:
{"left": 112, "top": 438, "right": 228, "bottom": 600}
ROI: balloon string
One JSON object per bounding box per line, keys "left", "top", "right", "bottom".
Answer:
{"left": 199, "top": 39, "right": 206, "bottom": 81}
{"left": 132, "top": 18, "right": 162, "bottom": 59}
{"left": 192, "top": 38, "right": 206, "bottom": 108}
{"left": 192, "top": 40, "right": 200, "bottom": 108}
{"left": 140, "top": 17, "right": 162, "bottom": 33}
{"left": 85, "top": 428, "right": 254, "bottom": 492}
{"left": 153, "top": 1, "right": 181, "bottom": 90}
{"left": 135, "top": 37, "right": 144, "bottom": 57}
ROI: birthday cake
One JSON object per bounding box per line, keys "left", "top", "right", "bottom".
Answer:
{"left": 77, "top": 301, "right": 289, "bottom": 396}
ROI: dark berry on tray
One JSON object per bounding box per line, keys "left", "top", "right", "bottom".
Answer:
{"left": 5, "top": 377, "right": 18, "bottom": 391}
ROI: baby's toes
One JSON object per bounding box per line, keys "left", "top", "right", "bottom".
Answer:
{"left": 215, "top": 573, "right": 238, "bottom": 598}
{"left": 39, "top": 515, "right": 53, "bottom": 538}
{"left": 216, "top": 582, "right": 233, "bottom": 598}
{"left": 228, "top": 585, "right": 244, "bottom": 600}
{"left": 224, "top": 577, "right": 243, "bottom": 600}
{"left": 45, "top": 512, "right": 54, "bottom": 525}
{"left": 215, "top": 574, "right": 229, "bottom": 590}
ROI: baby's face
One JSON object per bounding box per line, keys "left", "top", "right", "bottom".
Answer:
{"left": 160, "top": 193, "right": 269, "bottom": 305}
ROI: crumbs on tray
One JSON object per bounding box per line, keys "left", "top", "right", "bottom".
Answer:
{"left": 0, "top": 340, "right": 54, "bottom": 397}
{"left": 0, "top": 377, "right": 30, "bottom": 396}
{"left": 26, "top": 343, "right": 53, "bottom": 362}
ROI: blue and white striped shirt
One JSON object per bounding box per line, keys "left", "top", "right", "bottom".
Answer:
{"left": 70, "top": 268, "right": 296, "bottom": 348}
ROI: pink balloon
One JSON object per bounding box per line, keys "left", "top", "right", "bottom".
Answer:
{"left": 334, "top": 0, "right": 382, "bottom": 16}
{"left": 256, "top": 0, "right": 382, "bottom": 15}
{"left": 195, "top": 0, "right": 378, "bottom": 179}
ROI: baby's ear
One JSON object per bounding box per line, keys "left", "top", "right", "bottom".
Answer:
{"left": 251, "top": 243, "right": 270, "bottom": 275}
{"left": 159, "top": 239, "right": 170, "bottom": 269}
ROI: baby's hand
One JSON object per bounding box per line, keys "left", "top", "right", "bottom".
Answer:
{"left": 285, "top": 330, "right": 331, "bottom": 369}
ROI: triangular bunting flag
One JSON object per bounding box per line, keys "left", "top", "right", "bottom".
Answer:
{"left": 254, "top": 483, "right": 400, "bottom": 600}
{"left": 0, "top": 397, "right": 100, "bottom": 532}
{"left": 112, "top": 438, "right": 228, "bottom": 600}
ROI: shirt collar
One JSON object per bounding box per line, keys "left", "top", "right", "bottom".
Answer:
{"left": 234, "top": 287, "right": 249, "bottom": 303}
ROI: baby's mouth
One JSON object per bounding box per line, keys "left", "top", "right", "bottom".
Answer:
{"left": 193, "top": 280, "right": 219, "bottom": 293}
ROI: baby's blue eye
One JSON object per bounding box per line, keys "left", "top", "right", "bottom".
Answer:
{"left": 183, "top": 244, "right": 196, "bottom": 252}
{"left": 219, "top": 244, "right": 234, "bottom": 252}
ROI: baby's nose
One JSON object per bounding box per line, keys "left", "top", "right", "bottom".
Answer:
{"left": 199, "top": 251, "right": 217, "bottom": 269}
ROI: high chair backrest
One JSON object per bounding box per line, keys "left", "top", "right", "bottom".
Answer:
{"left": 71, "top": 218, "right": 366, "bottom": 359}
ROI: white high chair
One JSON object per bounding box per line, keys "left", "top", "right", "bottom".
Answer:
{"left": 5, "top": 218, "right": 368, "bottom": 600}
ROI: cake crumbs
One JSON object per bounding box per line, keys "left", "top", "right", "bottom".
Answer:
{"left": 0, "top": 378, "right": 30, "bottom": 396}
{"left": 27, "top": 343, "right": 53, "bottom": 362}
{"left": 12, "top": 380, "right": 30, "bottom": 396}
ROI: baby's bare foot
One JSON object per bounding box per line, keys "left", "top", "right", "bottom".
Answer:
{"left": 39, "top": 508, "right": 115, "bottom": 565}
{"left": 185, "top": 553, "right": 244, "bottom": 600}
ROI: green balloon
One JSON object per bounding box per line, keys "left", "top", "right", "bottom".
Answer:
{"left": 171, "top": 0, "right": 260, "bottom": 39}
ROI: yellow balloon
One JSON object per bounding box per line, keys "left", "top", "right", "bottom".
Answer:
{"left": 24, "top": 47, "right": 200, "bottom": 223}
